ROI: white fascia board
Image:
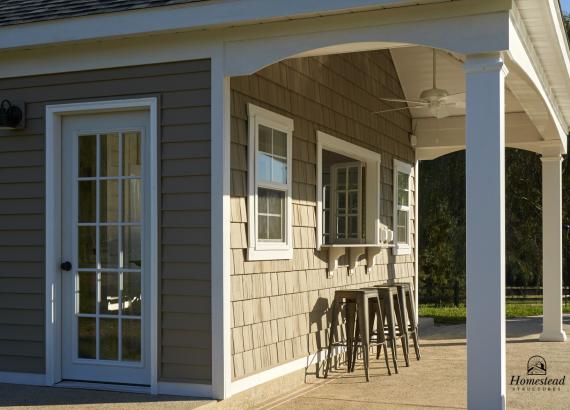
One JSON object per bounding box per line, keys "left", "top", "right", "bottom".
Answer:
{"left": 0, "top": 0, "right": 449, "bottom": 52}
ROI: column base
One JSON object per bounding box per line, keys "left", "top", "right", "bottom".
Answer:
{"left": 539, "top": 330, "right": 567, "bottom": 342}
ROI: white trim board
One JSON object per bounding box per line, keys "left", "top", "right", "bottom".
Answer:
{"left": 230, "top": 345, "right": 345, "bottom": 397}
{"left": 44, "top": 97, "right": 159, "bottom": 392}
{"left": 0, "top": 371, "right": 46, "bottom": 386}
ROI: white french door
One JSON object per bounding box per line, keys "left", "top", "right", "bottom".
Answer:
{"left": 61, "top": 111, "right": 151, "bottom": 385}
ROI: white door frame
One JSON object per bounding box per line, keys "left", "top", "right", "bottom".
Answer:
{"left": 45, "top": 98, "right": 159, "bottom": 392}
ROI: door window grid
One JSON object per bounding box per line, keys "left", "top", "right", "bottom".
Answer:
{"left": 76, "top": 131, "right": 142, "bottom": 364}
{"left": 396, "top": 170, "right": 410, "bottom": 245}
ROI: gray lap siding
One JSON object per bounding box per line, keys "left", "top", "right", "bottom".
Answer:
{"left": 0, "top": 60, "right": 212, "bottom": 384}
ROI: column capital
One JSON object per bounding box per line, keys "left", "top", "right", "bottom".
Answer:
{"left": 540, "top": 154, "right": 564, "bottom": 163}
{"left": 464, "top": 53, "right": 509, "bottom": 77}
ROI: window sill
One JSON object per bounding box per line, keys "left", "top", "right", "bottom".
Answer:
{"left": 392, "top": 244, "right": 411, "bottom": 256}
{"left": 320, "top": 243, "right": 394, "bottom": 277}
{"left": 247, "top": 247, "right": 293, "bottom": 261}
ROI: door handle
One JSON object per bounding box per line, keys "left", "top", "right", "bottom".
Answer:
{"left": 60, "top": 261, "right": 72, "bottom": 271}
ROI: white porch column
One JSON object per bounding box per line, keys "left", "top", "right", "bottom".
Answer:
{"left": 540, "top": 155, "right": 567, "bottom": 342}
{"left": 464, "top": 53, "right": 508, "bottom": 410}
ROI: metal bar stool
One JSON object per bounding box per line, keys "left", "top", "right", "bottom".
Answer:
{"left": 324, "top": 289, "right": 391, "bottom": 381}
{"left": 373, "top": 285, "right": 410, "bottom": 369}
{"left": 394, "top": 283, "right": 421, "bottom": 360}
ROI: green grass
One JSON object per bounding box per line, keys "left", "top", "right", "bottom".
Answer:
{"left": 419, "top": 303, "right": 570, "bottom": 325}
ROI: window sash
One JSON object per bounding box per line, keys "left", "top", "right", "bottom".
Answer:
{"left": 393, "top": 161, "right": 411, "bottom": 249}
{"left": 331, "top": 162, "right": 363, "bottom": 243}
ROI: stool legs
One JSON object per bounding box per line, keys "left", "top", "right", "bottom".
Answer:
{"left": 405, "top": 287, "right": 421, "bottom": 361}
{"left": 324, "top": 295, "right": 340, "bottom": 378}
{"left": 394, "top": 290, "right": 410, "bottom": 367}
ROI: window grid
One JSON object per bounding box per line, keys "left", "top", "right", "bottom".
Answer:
{"left": 76, "top": 131, "right": 142, "bottom": 363}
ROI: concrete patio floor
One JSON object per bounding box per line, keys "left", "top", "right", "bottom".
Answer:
{"left": 2, "top": 316, "right": 570, "bottom": 409}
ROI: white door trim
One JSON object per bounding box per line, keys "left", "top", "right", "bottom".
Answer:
{"left": 45, "top": 98, "right": 159, "bottom": 392}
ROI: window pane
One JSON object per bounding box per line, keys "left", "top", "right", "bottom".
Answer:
{"left": 100, "top": 226, "right": 119, "bottom": 268}
{"left": 100, "top": 272, "right": 119, "bottom": 315}
{"left": 257, "top": 152, "right": 272, "bottom": 182}
{"left": 123, "top": 131, "right": 141, "bottom": 177}
{"left": 398, "top": 188, "right": 409, "bottom": 207}
{"left": 348, "top": 191, "right": 358, "bottom": 213}
{"left": 258, "top": 214, "right": 268, "bottom": 240}
{"left": 397, "top": 210, "right": 408, "bottom": 244}
{"left": 348, "top": 167, "right": 358, "bottom": 189}
{"left": 259, "top": 125, "right": 272, "bottom": 154}
{"left": 273, "top": 130, "right": 287, "bottom": 157}
{"left": 100, "top": 180, "right": 119, "bottom": 222}
{"left": 337, "top": 216, "right": 346, "bottom": 238}
{"left": 101, "top": 133, "right": 119, "bottom": 177}
{"left": 122, "top": 272, "right": 141, "bottom": 316}
{"left": 123, "top": 226, "right": 142, "bottom": 269}
{"left": 397, "top": 226, "right": 408, "bottom": 244}
{"left": 336, "top": 168, "right": 346, "bottom": 189}
{"left": 258, "top": 189, "right": 267, "bottom": 213}
{"left": 337, "top": 191, "right": 346, "bottom": 212}
{"left": 122, "top": 319, "right": 141, "bottom": 362}
{"left": 78, "top": 317, "right": 96, "bottom": 359}
{"left": 78, "top": 272, "right": 96, "bottom": 314}
{"left": 79, "top": 135, "right": 97, "bottom": 177}
{"left": 99, "top": 318, "right": 118, "bottom": 360}
{"left": 398, "top": 172, "right": 409, "bottom": 190}
{"left": 397, "top": 210, "right": 408, "bottom": 227}
{"left": 267, "top": 190, "right": 283, "bottom": 214}
{"left": 78, "top": 181, "right": 96, "bottom": 223}
{"left": 348, "top": 216, "right": 359, "bottom": 238}
{"left": 272, "top": 157, "right": 287, "bottom": 184}
{"left": 267, "top": 216, "right": 283, "bottom": 240}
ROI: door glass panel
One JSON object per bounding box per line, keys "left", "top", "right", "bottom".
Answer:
{"left": 122, "top": 319, "right": 141, "bottom": 362}
{"left": 99, "top": 226, "right": 119, "bottom": 268}
{"left": 78, "top": 227, "right": 96, "bottom": 268}
{"left": 79, "top": 135, "right": 97, "bottom": 177}
{"left": 101, "top": 133, "right": 119, "bottom": 177}
{"left": 78, "top": 317, "right": 96, "bottom": 359}
{"left": 100, "top": 272, "right": 119, "bottom": 315}
{"left": 75, "top": 129, "right": 144, "bottom": 364}
{"left": 123, "top": 179, "right": 141, "bottom": 222}
{"left": 99, "top": 318, "right": 119, "bottom": 360}
{"left": 78, "top": 181, "right": 96, "bottom": 223}
{"left": 122, "top": 272, "right": 141, "bottom": 316}
{"left": 78, "top": 272, "right": 96, "bottom": 314}
{"left": 100, "top": 180, "right": 119, "bottom": 222}
{"left": 123, "top": 132, "right": 141, "bottom": 177}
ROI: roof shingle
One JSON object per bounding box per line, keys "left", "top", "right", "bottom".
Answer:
{"left": 0, "top": 0, "right": 208, "bottom": 27}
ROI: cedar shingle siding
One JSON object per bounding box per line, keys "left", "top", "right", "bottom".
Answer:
{"left": 230, "top": 50, "right": 415, "bottom": 379}
{"left": 0, "top": 60, "right": 212, "bottom": 383}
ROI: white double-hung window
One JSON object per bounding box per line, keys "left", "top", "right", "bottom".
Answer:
{"left": 247, "top": 104, "right": 293, "bottom": 260}
{"left": 393, "top": 159, "right": 412, "bottom": 255}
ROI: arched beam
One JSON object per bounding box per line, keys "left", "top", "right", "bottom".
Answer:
{"left": 224, "top": 6, "right": 509, "bottom": 76}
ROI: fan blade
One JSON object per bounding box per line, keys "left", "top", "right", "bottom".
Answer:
{"left": 373, "top": 105, "right": 426, "bottom": 114}
{"left": 379, "top": 97, "right": 427, "bottom": 105}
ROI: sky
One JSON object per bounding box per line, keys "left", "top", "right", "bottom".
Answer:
{"left": 562, "top": 0, "right": 570, "bottom": 14}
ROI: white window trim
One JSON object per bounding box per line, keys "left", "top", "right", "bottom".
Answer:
{"left": 247, "top": 104, "right": 294, "bottom": 260}
{"left": 44, "top": 98, "right": 158, "bottom": 391}
{"left": 393, "top": 158, "right": 413, "bottom": 256}
{"left": 316, "top": 131, "right": 381, "bottom": 250}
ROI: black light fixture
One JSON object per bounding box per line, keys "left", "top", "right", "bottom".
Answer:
{"left": 0, "top": 99, "right": 24, "bottom": 129}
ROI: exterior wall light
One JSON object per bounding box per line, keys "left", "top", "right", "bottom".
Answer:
{"left": 0, "top": 100, "right": 24, "bottom": 129}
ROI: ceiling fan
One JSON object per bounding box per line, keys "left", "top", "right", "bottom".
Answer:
{"left": 374, "top": 49, "right": 465, "bottom": 119}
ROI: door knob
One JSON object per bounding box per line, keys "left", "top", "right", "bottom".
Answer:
{"left": 60, "top": 261, "right": 72, "bottom": 271}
